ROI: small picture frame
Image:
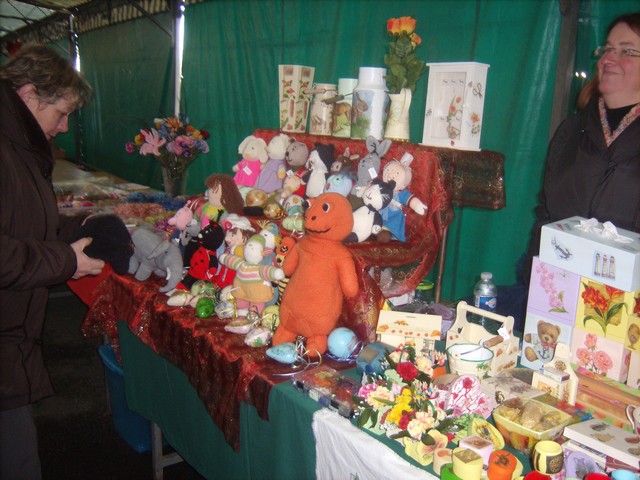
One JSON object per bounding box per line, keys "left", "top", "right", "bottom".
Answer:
{"left": 421, "top": 62, "right": 489, "bottom": 151}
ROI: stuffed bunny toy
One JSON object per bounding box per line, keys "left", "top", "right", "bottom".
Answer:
{"left": 232, "top": 135, "right": 268, "bottom": 188}
{"left": 352, "top": 136, "right": 392, "bottom": 194}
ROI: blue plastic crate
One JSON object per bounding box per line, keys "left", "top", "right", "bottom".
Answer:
{"left": 98, "top": 344, "right": 152, "bottom": 453}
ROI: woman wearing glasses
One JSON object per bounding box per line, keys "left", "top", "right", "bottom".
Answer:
{"left": 524, "top": 12, "right": 640, "bottom": 276}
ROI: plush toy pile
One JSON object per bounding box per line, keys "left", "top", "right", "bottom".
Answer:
{"left": 96, "top": 132, "right": 429, "bottom": 358}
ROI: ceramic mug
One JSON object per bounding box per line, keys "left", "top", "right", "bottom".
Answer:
{"left": 531, "top": 440, "right": 564, "bottom": 475}
{"left": 626, "top": 404, "right": 640, "bottom": 435}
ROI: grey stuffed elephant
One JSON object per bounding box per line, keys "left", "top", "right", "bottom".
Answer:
{"left": 128, "top": 228, "right": 184, "bottom": 292}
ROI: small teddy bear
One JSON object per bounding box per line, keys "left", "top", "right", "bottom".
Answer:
{"left": 524, "top": 320, "right": 562, "bottom": 363}
{"left": 232, "top": 135, "right": 268, "bottom": 188}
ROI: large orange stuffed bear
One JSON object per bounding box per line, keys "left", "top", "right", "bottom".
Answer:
{"left": 273, "top": 193, "right": 359, "bottom": 355}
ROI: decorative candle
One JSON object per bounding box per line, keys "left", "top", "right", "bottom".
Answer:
{"left": 452, "top": 447, "right": 483, "bottom": 480}
{"left": 460, "top": 435, "right": 494, "bottom": 466}
{"left": 487, "top": 449, "right": 517, "bottom": 480}
{"left": 433, "top": 447, "right": 453, "bottom": 475}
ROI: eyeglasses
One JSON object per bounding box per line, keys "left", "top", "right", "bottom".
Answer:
{"left": 594, "top": 46, "right": 640, "bottom": 58}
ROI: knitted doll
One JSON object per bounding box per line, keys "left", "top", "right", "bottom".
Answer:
{"left": 210, "top": 214, "right": 255, "bottom": 289}
{"left": 378, "top": 152, "right": 427, "bottom": 242}
{"left": 219, "top": 234, "right": 284, "bottom": 316}
{"left": 197, "top": 173, "right": 245, "bottom": 229}
{"left": 232, "top": 135, "right": 268, "bottom": 188}
{"left": 273, "top": 193, "right": 358, "bottom": 355}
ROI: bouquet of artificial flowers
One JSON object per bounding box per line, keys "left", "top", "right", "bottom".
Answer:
{"left": 354, "top": 344, "right": 457, "bottom": 465}
{"left": 125, "top": 114, "right": 210, "bottom": 178}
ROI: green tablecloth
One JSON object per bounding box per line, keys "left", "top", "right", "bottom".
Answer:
{"left": 118, "top": 322, "right": 319, "bottom": 479}
{"left": 118, "top": 322, "right": 532, "bottom": 479}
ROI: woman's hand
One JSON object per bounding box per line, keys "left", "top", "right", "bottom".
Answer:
{"left": 70, "top": 237, "right": 105, "bottom": 279}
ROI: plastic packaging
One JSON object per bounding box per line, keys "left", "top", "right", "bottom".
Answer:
{"left": 474, "top": 272, "right": 497, "bottom": 312}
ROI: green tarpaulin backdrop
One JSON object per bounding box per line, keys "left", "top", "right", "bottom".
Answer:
{"left": 50, "top": 0, "right": 638, "bottom": 300}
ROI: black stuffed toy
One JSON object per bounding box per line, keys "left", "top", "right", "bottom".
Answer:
{"left": 70, "top": 214, "right": 134, "bottom": 274}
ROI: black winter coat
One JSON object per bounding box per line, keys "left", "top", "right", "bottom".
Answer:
{"left": 525, "top": 97, "right": 640, "bottom": 278}
{"left": 0, "top": 80, "right": 84, "bottom": 410}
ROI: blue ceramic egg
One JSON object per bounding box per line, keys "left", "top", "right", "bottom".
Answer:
{"left": 327, "top": 327, "right": 359, "bottom": 359}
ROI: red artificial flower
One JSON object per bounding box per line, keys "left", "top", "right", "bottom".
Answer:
{"left": 398, "top": 411, "right": 415, "bottom": 430}
{"left": 397, "top": 361, "right": 420, "bottom": 382}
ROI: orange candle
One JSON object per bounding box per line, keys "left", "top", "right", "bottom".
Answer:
{"left": 487, "top": 449, "right": 518, "bottom": 480}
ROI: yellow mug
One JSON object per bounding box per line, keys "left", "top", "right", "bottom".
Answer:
{"left": 531, "top": 440, "right": 564, "bottom": 475}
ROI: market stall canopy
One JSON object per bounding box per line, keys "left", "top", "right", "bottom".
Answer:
{"left": 0, "top": 0, "right": 198, "bottom": 56}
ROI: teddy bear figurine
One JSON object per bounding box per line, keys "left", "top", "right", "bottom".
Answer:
{"left": 524, "top": 320, "right": 562, "bottom": 363}
{"left": 219, "top": 234, "right": 284, "bottom": 316}
{"left": 232, "top": 135, "right": 268, "bottom": 188}
{"left": 378, "top": 152, "right": 428, "bottom": 242}
{"left": 273, "top": 192, "right": 359, "bottom": 356}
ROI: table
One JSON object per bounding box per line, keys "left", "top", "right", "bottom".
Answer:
{"left": 118, "top": 321, "right": 439, "bottom": 480}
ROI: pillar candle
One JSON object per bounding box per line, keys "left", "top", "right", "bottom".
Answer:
{"left": 433, "top": 448, "right": 453, "bottom": 476}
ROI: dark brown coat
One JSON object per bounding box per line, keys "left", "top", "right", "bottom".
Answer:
{"left": 0, "top": 80, "right": 84, "bottom": 410}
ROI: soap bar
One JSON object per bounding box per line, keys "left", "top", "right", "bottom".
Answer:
{"left": 452, "top": 447, "right": 483, "bottom": 480}
{"left": 459, "top": 434, "right": 494, "bottom": 466}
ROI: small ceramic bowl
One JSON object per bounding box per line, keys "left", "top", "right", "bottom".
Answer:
{"left": 446, "top": 343, "right": 494, "bottom": 378}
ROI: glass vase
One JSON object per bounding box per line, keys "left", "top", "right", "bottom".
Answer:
{"left": 159, "top": 153, "right": 191, "bottom": 196}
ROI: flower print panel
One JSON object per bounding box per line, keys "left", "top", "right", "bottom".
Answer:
{"left": 576, "top": 277, "right": 640, "bottom": 343}
{"left": 571, "top": 328, "right": 631, "bottom": 383}
{"left": 527, "top": 257, "right": 581, "bottom": 326}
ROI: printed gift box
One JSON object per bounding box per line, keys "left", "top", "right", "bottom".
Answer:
{"left": 575, "top": 278, "right": 640, "bottom": 343}
{"left": 571, "top": 328, "right": 630, "bottom": 383}
{"left": 527, "top": 256, "right": 581, "bottom": 326}
{"left": 539, "top": 216, "right": 640, "bottom": 292}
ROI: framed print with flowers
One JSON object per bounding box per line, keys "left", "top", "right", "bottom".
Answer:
{"left": 421, "top": 62, "right": 489, "bottom": 151}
